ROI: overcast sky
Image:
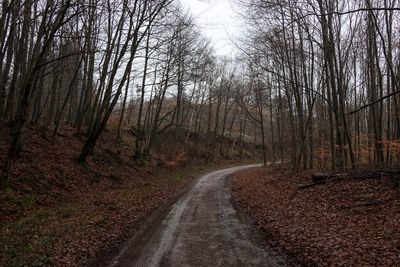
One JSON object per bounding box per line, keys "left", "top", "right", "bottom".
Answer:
{"left": 179, "top": 0, "right": 241, "bottom": 58}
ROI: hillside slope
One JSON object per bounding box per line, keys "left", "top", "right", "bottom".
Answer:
{"left": 0, "top": 122, "right": 261, "bottom": 266}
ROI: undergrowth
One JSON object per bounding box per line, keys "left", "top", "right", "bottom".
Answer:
{"left": 0, "top": 162, "right": 235, "bottom": 266}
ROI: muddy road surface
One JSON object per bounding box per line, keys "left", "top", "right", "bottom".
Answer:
{"left": 110, "top": 165, "right": 287, "bottom": 267}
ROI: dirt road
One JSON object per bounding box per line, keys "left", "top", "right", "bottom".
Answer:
{"left": 110, "top": 165, "right": 287, "bottom": 267}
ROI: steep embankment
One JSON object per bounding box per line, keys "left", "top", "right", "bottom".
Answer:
{"left": 0, "top": 122, "right": 261, "bottom": 266}
{"left": 230, "top": 165, "right": 400, "bottom": 266}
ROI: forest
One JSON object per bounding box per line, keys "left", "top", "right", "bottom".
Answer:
{"left": 0, "top": 0, "right": 400, "bottom": 266}
{"left": 1, "top": 0, "right": 399, "bottom": 181}
{"left": 238, "top": 0, "right": 400, "bottom": 171}
{"left": 0, "top": 0, "right": 266, "bottom": 189}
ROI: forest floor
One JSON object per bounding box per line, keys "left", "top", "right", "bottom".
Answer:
{"left": 230, "top": 164, "right": 400, "bottom": 266}
{"left": 0, "top": 122, "right": 260, "bottom": 266}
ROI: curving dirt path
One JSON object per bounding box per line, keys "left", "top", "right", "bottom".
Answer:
{"left": 110, "top": 165, "right": 287, "bottom": 267}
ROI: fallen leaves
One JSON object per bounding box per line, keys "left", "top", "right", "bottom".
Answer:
{"left": 0, "top": 168, "right": 196, "bottom": 266}
{"left": 0, "top": 123, "right": 239, "bottom": 266}
{"left": 230, "top": 165, "right": 400, "bottom": 266}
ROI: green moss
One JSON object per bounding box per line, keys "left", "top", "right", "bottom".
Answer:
{"left": 4, "top": 193, "right": 35, "bottom": 211}
{"left": 136, "top": 154, "right": 151, "bottom": 168}
{"left": 118, "top": 140, "right": 130, "bottom": 149}
{"left": 0, "top": 169, "right": 11, "bottom": 190}
{"left": 0, "top": 206, "right": 83, "bottom": 266}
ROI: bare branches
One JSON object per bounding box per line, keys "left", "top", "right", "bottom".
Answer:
{"left": 349, "top": 90, "right": 400, "bottom": 115}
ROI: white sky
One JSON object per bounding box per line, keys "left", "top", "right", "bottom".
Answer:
{"left": 179, "top": 0, "right": 241, "bottom": 58}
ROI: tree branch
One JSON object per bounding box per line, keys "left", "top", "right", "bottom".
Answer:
{"left": 349, "top": 90, "right": 400, "bottom": 115}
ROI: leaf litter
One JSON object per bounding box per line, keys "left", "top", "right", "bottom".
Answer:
{"left": 230, "top": 164, "right": 400, "bottom": 266}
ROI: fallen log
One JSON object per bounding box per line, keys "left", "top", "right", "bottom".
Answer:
{"left": 298, "top": 171, "right": 400, "bottom": 190}
{"left": 298, "top": 173, "right": 333, "bottom": 190}
{"left": 340, "top": 198, "right": 398, "bottom": 210}
{"left": 314, "top": 171, "right": 399, "bottom": 181}
{"left": 297, "top": 180, "right": 327, "bottom": 190}
{"left": 312, "top": 173, "right": 330, "bottom": 183}
{"left": 340, "top": 202, "right": 382, "bottom": 209}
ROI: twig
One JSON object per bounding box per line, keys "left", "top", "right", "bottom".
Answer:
{"left": 340, "top": 198, "right": 397, "bottom": 210}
